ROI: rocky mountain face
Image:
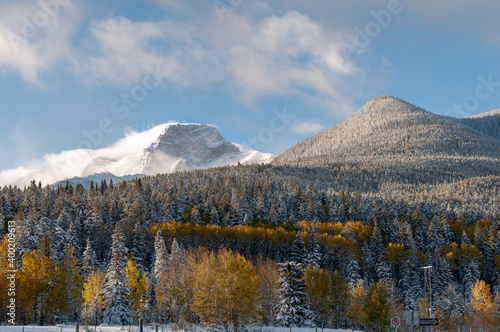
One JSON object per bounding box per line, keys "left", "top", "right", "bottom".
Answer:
{"left": 140, "top": 124, "right": 242, "bottom": 174}
{"left": 55, "top": 123, "right": 274, "bottom": 187}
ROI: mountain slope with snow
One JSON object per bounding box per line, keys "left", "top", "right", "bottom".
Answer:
{"left": 0, "top": 123, "right": 274, "bottom": 187}
{"left": 274, "top": 95, "right": 500, "bottom": 167}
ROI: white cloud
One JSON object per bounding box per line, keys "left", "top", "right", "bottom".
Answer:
{"left": 227, "top": 11, "right": 353, "bottom": 106}
{"left": 0, "top": 2, "right": 361, "bottom": 114}
{"left": 0, "top": 124, "right": 167, "bottom": 187}
{"left": 0, "top": 0, "right": 81, "bottom": 84}
{"left": 291, "top": 121, "right": 326, "bottom": 135}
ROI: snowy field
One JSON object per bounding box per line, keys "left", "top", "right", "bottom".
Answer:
{"left": 0, "top": 325, "right": 363, "bottom": 332}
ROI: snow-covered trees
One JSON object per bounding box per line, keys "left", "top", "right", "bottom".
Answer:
{"left": 153, "top": 231, "right": 169, "bottom": 323}
{"left": 2, "top": 125, "right": 500, "bottom": 330}
{"left": 82, "top": 238, "right": 98, "bottom": 277}
{"left": 276, "top": 261, "right": 314, "bottom": 327}
{"left": 102, "top": 224, "right": 132, "bottom": 325}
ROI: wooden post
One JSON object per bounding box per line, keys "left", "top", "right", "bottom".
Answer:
{"left": 156, "top": 324, "right": 159, "bottom": 332}
{"left": 76, "top": 322, "right": 79, "bottom": 332}
{"left": 139, "top": 318, "right": 143, "bottom": 332}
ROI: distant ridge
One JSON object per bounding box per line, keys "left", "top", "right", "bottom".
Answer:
{"left": 273, "top": 95, "right": 500, "bottom": 182}
{"left": 2, "top": 123, "right": 274, "bottom": 188}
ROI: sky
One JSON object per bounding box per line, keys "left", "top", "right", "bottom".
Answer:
{"left": 1, "top": 0, "right": 500, "bottom": 178}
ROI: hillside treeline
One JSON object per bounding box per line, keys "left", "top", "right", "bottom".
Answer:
{"left": 0, "top": 165, "right": 499, "bottom": 330}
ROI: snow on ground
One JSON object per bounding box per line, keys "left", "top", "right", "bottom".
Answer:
{"left": 0, "top": 326, "right": 363, "bottom": 332}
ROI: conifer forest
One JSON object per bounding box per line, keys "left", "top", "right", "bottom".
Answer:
{"left": 2, "top": 156, "right": 500, "bottom": 331}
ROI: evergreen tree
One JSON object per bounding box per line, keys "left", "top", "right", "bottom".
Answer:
{"left": 432, "top": 255, "right": 453, "bottom": 302}
{"left": 153, "top": 231, "right": 169, "bottom": 323}
{"left": 307, "top": 229, "right": 321, "bottom": 268}
{"left": 130, "top": 222, "right": 149, "bottom": 271}
{"left": 276, "top": 261, "right": 314, "bottom": 327}
{"left": 462, "top": 260, "right": 480, "bottom": 299}
{"left": 82, "top": 238, "right": 98, "bottom": 277}
{"left": 289, "top": 232, "right": 308, "bottom": 266}
{"left": 102, "top": 224, "right": 132, "bottom": 325}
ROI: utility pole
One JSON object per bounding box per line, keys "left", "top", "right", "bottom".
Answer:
{"left": 421, "top": 266, "right": 433, "bottom": 332}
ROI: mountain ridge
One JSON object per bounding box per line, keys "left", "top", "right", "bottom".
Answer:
{"left": 1, "top": 123, "right": 274, "bottom": 188}
{"left": 274, "top": 95, "right": 500, "bottom": 168}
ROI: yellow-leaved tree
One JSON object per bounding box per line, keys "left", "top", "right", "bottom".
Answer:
{"left": 255, "top": 257, "right": 280, "bottom": 327}
{"left": 346, "top": 279, "right": 366, "bottom": 330}
{"left": 330, "top": 271, "right": 349, "bottom": 329}
{"left": 192, "top": 248, "right": 260, "bottom": 331}
{"left": 18, "top": 251, "right": 57, "bottom": 325}
{"left": 125, "top": 259, "right": 150, "bottom": 322}
{"left": 364, "top": 281, "right": 390, "bottom": 331}
{"left": 304, "top": 266, "right": 332, "bottom": 328}
{"left": 81, "top": 269, "right": 106, "bottom": 326}
{"left": 469, "top": 280, "right": 499, "bottom": 331}
{"left": 55, "top": 244, "right": 84, "bottom": 321}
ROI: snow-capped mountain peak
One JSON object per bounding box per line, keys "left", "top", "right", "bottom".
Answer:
{"left": 0, "top": 123, "right": 274, "bottom": 187}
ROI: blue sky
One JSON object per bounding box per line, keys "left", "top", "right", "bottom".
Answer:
{"left": 1, "top": 0, "right": 500, "bottom": 174}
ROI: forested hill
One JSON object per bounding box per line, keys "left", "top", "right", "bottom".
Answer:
{"left": 273, "top": 95, "right": 500, "bottom": 168}
{"left": 2, "top": 95, "right": 500, "bottom": 329}
{"left": 452, "top": 108, "right": 500, "bottom": 141}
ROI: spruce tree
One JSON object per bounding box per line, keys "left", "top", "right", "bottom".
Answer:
{"left": 307, "top": 229, "right": 321, "bottom": 268}
{"left": 276, "top": 261, "right": 314, "bottom": 327}
{"left": 290, "top": 232, "right": 308, "bottom": 266}
{"left": 153, "top": 230, "right": 169, "bottom": 323}
{"left": 102, "top": 224, "right": 132, "bottom": 325}
{"left": 82, "top": 238, "right": 98, "bottom": 277}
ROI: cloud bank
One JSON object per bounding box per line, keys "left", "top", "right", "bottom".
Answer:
{"left": 0, "top": 124, "right": 167, "bottom": 187}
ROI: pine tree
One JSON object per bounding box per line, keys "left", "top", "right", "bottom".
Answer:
{"left": 82, "top": 238, "right": 98, "bottom": 277}
{"left": 129, "top": 222, "right": 149, "bottom": 271}
{"left": 432, "top": 255, "right": 453, "bottom": 302}
{"left": 276, "top": 261, "right": 313, "bottom": 327}
{"left": 102, "top": 224, "right": 132, "bottom": 325}
{"left": 307, "top": 229, "right": 321, "bottom": 268}
{"left": 290, "top": 232, "right": 308, "bottom": 266}
{"left": 462, "top": 260, "right": 480, "bottom": 299}
{"left": 345, "top": 254, "right": 361, "bottom": 283}
{"left": 153, "top": 230, "right": 169, "bottom": 323}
